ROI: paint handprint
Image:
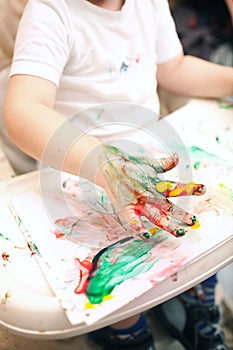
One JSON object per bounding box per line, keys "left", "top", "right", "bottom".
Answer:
{"left": 99, "top": 144, "right": 206, "bottom": 239}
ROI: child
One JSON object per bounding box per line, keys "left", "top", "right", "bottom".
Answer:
{"left": 4, "top": 1, "right": 233, "bottom": 349}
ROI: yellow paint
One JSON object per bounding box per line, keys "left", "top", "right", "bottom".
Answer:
{"left": 168, "top": 182, "right": 195, "bottom": 197}
{"left": 155, "top": 181, "right": 173, "bottom": 193}
{"left": 85, "top": 301, "right": 96, "bottom": 309}
{"left": 186, "top": 182, "right": 196, "bottom": 193}
{"left": 85, "top": 294, "right": 113, "bottom": 308}
{"left": 191, "top": 219, "right": 200, "bottom": 230}
{"left": 2, "top": 291, "right": 12, "bottom": 304}
{"left": 103, "top": 294, "right": 114, "bottom": 301}
{"left": 149, "top": 226, "right": 160, "bottom": 236}
{"left": 131, "top": 218, "right": 140, "bottom": 226}
{"left": 5, "top": 291, "right": 11, "bottom": 298}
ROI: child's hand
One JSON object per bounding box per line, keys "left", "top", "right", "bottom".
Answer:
{"left": 99, "top": 144, "right": 206, "bottom": 239}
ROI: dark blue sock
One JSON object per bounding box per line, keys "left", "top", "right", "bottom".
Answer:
{"left": 201, "top": 274, "right": 218, "bottom": 306}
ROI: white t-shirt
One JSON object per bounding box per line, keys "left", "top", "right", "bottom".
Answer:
{"left": 10, "top": 0, "right": 182, "bottom": 138}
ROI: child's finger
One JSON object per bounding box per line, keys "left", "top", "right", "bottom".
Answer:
{"left": 136, "top": 152, "right": 179, "bottom": 173}
{"left": 151, "top": 152, "right": 179, "bottom": 172}
{"left": 142, "top": 205, "right": 187, "bottom": 238}
{"left": 119, "top": 205, "right": 154, "bottom": 240}
{"left": 155, "top": 180, "right": 206, "bottom": 197}
{"left": 147, "top": 197, "right": 197, "bottom": 226}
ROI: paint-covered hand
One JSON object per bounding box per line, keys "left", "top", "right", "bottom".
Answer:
{"left": 99, "top": 144, "right": 206, "bottom": 239}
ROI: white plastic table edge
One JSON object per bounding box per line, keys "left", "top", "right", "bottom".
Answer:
{"left": 0, "top": 168, "right": 232, "bottom": 339}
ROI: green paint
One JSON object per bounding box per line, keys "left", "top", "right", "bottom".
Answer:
{"left": 127, "top": 154, "right": 164, "bottom": 173}
{"left": 137, "top": 147, "right": 146, "bottom": 154}
{"left": 103, "top": 144, "right": 163, "bottom": 196}
{"left": 193, "top": 161, "right": 201, "bottom": 169}
{"left": 192, "top": 216, "right": 197, "bottom": 225}
{"left": 27, "top": 241, "right": 41, "bottom": 255}
{"left": 125, "top": 169, "right": 159, "bottom": 193}
{"left": 104, "top": 144, "right": 122, "bottom": 156}
{"left": 215, "top": 136, "right": 220, "bottom": 144}
{"left": 85, "top": 237, "right": 165, "bottom": 304}
{"left": 16, "top": 215, "right": 22, "bottom": 226}
{"left": 188, "top": 145, "right": 232, "bottom": 166}
{"left": 218, "top": 102, "right": 233, "bottom": 110}
{"left": 96, "top": 108, "right": 104, "bottom": 120}
{"left": 218, "top": 183, "right": 233, "bottom": 200}
{"left": 100, "top": 190, "right": 108, "bottom": 206}
{"left": 128, "top": 154, "right": 149, "bottom": 165}
{"left": 176, "top": 228, "right": 185, "bottom": 236}
{"left": 143, "top": 232, "right": 152, "bottom": 239}
{"left": 104, "top": 145, "right": 161, "bottom": 171}
{"left": 0, "top": 233, "right": 11, "bottom": 241}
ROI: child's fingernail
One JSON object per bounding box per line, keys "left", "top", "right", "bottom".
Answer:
{"left": 194, "top": 184, "right": 206, "bottom": 195}
{"left": 142, "top": 232, "right": 152, "bottom": 239}
{"left": 175, "top": 228, "right": 186, "bottom": 236}
{"left": 191, "top": 215, "right": 196, "bottom": 225}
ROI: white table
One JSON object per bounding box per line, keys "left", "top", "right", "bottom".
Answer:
{"left": 0, "top": 99, "right": 232, "bottom": 340}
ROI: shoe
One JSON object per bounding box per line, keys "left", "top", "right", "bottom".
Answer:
{"left": 153, "top": 297, "right": 228, "bottom": 350}
{"left": 88, "top": 318, "right": 156, "bottom": 350}
{"left": 196, "top": 321, "right": 227, "bottom": 350}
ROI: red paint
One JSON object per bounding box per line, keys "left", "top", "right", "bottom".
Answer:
{"left": 53, "top": 230, "right": 65, "bottom": 239}
{"left": 2, "top": 252, "right": 10, "bottom": 261}
{"left": 74, "top": 257, "right": 93, "bottom": 294}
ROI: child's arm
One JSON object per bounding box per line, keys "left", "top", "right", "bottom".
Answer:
{"left": 4, "top": 74, "right": 206, "bottom": 239}
{"left": 157, "top": 53, "right": 233, "bottom": 98}
{"left": 225, "top": 0, "right": 233, "bottom": 22}
{"left": 4, "top": 74, "right": 104, "bottom": 185}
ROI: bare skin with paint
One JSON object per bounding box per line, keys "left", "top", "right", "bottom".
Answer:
{"left": 99, "top": 145, "right": 206, "bottom": 239}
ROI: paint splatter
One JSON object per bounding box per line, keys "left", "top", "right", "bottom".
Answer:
{"left": 193, "top": 161, "right": 201, "bottom": 169}
{"left": 2, "top": 252, "right": 10, "bottom": 261}
{"left": 1, "top": 291, "right": 12, "bottom": 304}
{"left": 188, "top": 145, "right": 228, "bottom": 165}
{"left": 84, "top": 236, "right": 165, "bottom": 304}
{"left": 120, "top": 61, "right": 129, "bottom": 73}
{"left": 218, "top": 100, "right": 233, "bottom": 109}
{"left": 96, "top": 108, "right": 104, "bottom": 120}
{"left": 27, "top": 241, "right": 40, "bottom": 256}
{"left": 0, "top": 233, "right": 11, "bottom": 241}
{"left": 190, "top": 219, "right": 200, "bottom": 230}
{"left": 155, "top": 181, "right": 205, "bottom": 197}
{"left": 135, "top": 53, "right": 140, "bottom": 63}
{"left": 215, "top": 136, "right": 220, "bottom": 144}
{"left": 119, "top": 53, "right": 140, "bottom": 73}
{"left": 218, "top": 183, "right": 233, "bottom": 200}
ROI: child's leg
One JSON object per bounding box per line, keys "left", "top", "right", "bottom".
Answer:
{"left": 200, "top": 274, "right": 218, "bottom": 306}
{"left": 153, "top": 274, "right": 228, "bottom": 350}
{"left": 110, "top": 314, "right": 141, "bottom": 330}
{"left": 88, "top": 313, "right": 156, "bottom": 350}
